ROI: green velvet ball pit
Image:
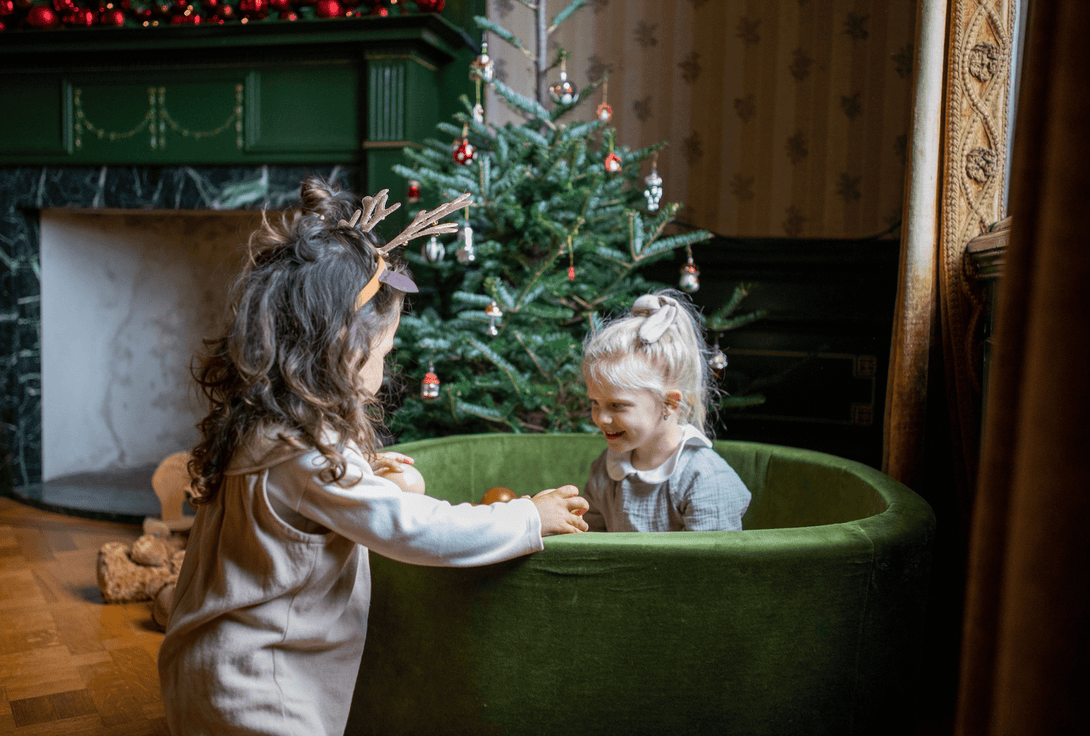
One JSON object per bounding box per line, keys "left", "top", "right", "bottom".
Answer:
{"left": 346, "top": 434, "right": 935, "bottom": 736}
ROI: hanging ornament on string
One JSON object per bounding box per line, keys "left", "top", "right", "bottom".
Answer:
{"left": 452, "top": 123, "right": 476, "bottom": 165}
{"left": 406, "top": 179, "right": 422, "bottom": 204}
{"left": 471, "top": 77, "right": 485, "bottom": 125}
{"left": 548, "top": 56, "right": 579, "bottom": 106}
{"left": 679, "top": 246, "right": 701, "bottom": 293}
{"left": 420, "top": 361, "right": 441, "bottom": 400}
{"left": 484, "top": 301, "right": 503, "bottom": 336}
{"left": 605, "top": 148, "right": 622, "bottom": 174}
{"left": 566, "top": 235, "right": 576, "bottom": 282}
{"left": 644, "top": 152, "right": 664, "bottom": 212}
{"left": 709, "top": 338, "right": 728, "bottom": 379}
{"left": 469, "top": 41, "right": 494, "bottom": 83}
{"left": 455, "top": 206, "right": 475, "bottom": 264}
{"left": 596, "top": 76, "right": 613, "bottom": 123}
{"left": 421, "top": 234, "right": 445, "bottom": 263}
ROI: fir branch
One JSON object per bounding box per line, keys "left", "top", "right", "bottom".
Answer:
{"left": 560, "top": 119, "right": 606, "bottom": 141}
{"left": 456, "top": 401, "right": 510, "bottom": 424}
{"left": 474, "top": 16, "right": 535, "bottom": 62}
{"left": 488, "top": 278, "right": 518, "bottom": 311}
{"left": 636, "top": 230, "right": 713, "bottom": 260}
{"left": 709, "top": 284, "right": 755, "bottom": 324}
{"left": 548, "top": 0, "right": 586, "bottom": 34}
{"left": 518, "top": 303, "right": 575, "bottom": 320}
{"left": 468, "top": 337, "right": 529, "bottom": 394}
{"left": 628, "top": 211, "right": 646, "bottom": 258}
{"left": 479, "top": 156, "right": 492, "bottom": 201}
{"left": 710, "top": 310, "right": 768, "bottom": 333}
{"left": 719, "top": 394, "right": 767, "bottom": 409}
{"left": 491, "top": 78, "right": 556, "bottom": 128}
{"left": 453, "top": 290, "right": 496, "bottom": 308}
{"left": 514, "top": 331, "right": 551, "bottom": 379}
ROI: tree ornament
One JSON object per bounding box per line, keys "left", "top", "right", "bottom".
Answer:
{"left": 315, "top": 0, "right": 342, "bottom": 17}
{"left": 0, "top": 0, "right": 14, "bottom": 13}
{"left": 472, "top": 102, "right": 485, "bottom": 125}
{"left": 452, "top": 124, "right": 476, "bottom": 165}
{"left": 420, "top": 361, "right": 440, "bottom": 400}
{"left": 604, "top": 151, "right": 622, "bottom": 174}
{"left": 27, "top": 5, "right": 61, "bottom": 27}
{"left": 643, "top": 153, "right": 664, "bottom": 212}
{"left": 469, "top": 42, "right": 494, "bottom": 83}
{"left": 484, "top": 301, "right": 503, "bottom": 337}
{"left": 596, "top": 76, "right": 613, "bottom": 122}
{"left": 415, "top": 0, "right": 444, "bottom": 11}
{"left": 566, "top": 235, "right": 576, "bottom": 282}
{"left": 709, "top": 340, "right": 728, "bottom": 378}
{"left": 406, "top": 179, "right": 421, "bottom": 203}
{"left": 66, "top": 6, "right": 97, "bottom": 25}
{"left": 421, "top": 234, "right": 445, "bottom": 263}
{"left": 100, "top": 7, "right": 125, "bottom": 24}
{"left": 548, "top": 58, "right": 579, "bottom": 105}
{"left": 455, "top": 219, "right": 475, "bottom": 264}
{"left": 679, "top": 247, "right": 700, "bottom": 293}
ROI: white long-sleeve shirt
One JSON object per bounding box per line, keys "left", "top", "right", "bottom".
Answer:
{"left": 158, "top": 431, "right": 542, "bottom": 736}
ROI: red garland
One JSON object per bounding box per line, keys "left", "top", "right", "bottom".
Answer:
{"left": 0, "top": 0, "right": 442, "bottom": 30}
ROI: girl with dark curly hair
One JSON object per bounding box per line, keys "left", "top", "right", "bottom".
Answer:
{"left": 157, "top": 177, "right": 588, "bottom": 736}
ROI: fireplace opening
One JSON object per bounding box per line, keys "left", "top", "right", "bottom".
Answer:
{"left": 40, "top": 209, "right": 257, "bottom": 521}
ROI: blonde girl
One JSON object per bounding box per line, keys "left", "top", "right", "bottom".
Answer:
{"left": 581, "top": 290, "right": 750, "bottom": 532}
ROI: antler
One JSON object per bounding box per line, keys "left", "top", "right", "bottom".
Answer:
{"left": 378, "top": 192, "right": 474, "bottom": 254}
{"left": 337, "top": 189, "right": 401, "bottom": 232}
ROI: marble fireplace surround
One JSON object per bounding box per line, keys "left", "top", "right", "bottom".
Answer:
{"left": 0, "top": 165, "right": 354, "bottom": 520}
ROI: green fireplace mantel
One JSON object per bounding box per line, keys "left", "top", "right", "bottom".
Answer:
{"left": 0, "top": 14, "right": 480, "bottom": 195}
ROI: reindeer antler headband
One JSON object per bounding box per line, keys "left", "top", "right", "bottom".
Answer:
{"left": 338, "top": 189, "right": 474, "bottom": 310}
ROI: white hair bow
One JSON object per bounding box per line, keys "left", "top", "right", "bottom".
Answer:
{"left": 633, "top": 294, "right": 680, "bottom": 344}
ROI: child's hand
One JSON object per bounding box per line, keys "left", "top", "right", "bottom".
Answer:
{"left": 371, "top": 452, "right": 415, "bottom": 474}
{"left": 531, "top": 485, "right": 590, "bottom": 536}
{"left": 372, "top": 453, "right": 426, "bottom": 494}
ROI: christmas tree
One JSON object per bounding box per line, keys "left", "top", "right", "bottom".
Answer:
{"left": 387, "top": 0, "right": 760, "bottom": 443}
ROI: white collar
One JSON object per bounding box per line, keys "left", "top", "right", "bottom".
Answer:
{"left": 605, "top": 424, "right": 712, "bottom": 483}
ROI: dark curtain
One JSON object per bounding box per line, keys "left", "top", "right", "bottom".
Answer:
{"left": 955, "top": 0, "right": 1090, "bottom": 732}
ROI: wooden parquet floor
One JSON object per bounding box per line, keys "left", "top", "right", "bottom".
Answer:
{"left": 0, "top": 497, "right": 167, "bottom": 735}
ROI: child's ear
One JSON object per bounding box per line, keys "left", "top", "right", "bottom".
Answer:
{"left": 665, "top": 390, "right": 682, "bottom": 410}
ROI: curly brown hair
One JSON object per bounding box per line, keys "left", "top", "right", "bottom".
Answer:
{"left": 187, "top": 176, "right": 411, "bottom": 504}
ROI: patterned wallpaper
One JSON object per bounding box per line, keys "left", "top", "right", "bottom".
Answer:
{"left": 485, "top": 0, "right": 917, "bottom": 239}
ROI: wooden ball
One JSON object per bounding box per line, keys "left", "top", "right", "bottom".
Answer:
{"left": 480, "top": 486, "right": 516, "bottom": 505}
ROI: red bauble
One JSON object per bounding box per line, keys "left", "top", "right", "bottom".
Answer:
{"left": 315, "top": 0, "right": 342, "bottom": 17}
{"left": 416, "top": 0, "right": 444, "bottom": 11}
{"left": 268, "top": 0, "right": 289, "bottom": 9}
{"left": 239, "top": 0, "right": 267, "bottom": 17}
{"left": 368, "top": 4, "right": 386, "bottom": 15}
{"left": 452, "top": 138, "right": 475, "bottom": 165}
{"left": 53, "top": 0, "right": 76, "bottom": 13}
{"left": 66, "top": 7, "right": 96, "bottom": 24}
{"left": 0, "top": 0, "right": 15, "bottom": 15}
{"left": 278, "top": 10, "right": 297, "bottom": 20}
{"left": 27, "top": 6, "right": 61, "bottom": 27}
{"left": 100, "top": 8, "right": 124, "bottom": 24}
{"left": 215, "top": 3, "right": 233, "bottom": 18}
